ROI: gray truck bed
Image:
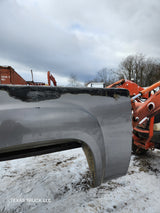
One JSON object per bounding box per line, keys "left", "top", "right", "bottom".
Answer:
{"left": 0, "top": 85, "right": 131, "bottom": 186}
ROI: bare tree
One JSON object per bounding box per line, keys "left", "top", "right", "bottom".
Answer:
{"left": 97, "top": 68, "right": 108, "bottom": 83}
{"left": 68, "top": 73, "right": 81, "bottom": 87}
{"left": 119, "top": 55, "right": 135, "bottom": 80}
{"left": 118, "top": 54, "right": 160, "bottom": 86}
{"left": 144, "top": 58, "right": 160, "bottom": 86}
{"left": 94, "top": 67, "right": 117, "bottom": 86}
{"left": 118, "top": 54, "right": 145, "bottom": 85}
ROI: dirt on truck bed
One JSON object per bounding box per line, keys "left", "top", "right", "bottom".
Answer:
{"left": 0, "top": 148, "right": 160, "bottom": 213}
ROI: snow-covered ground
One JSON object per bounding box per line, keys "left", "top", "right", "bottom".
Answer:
{"left": 0, "top": 148, "right": 160, "bottom": 213}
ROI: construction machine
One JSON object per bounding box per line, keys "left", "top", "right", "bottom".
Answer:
{"left": 107, "top": 79, "right": 149, "bottom": 98}
{"left": 108, "top": 79, "right": 160, "bottom": 154}
{"left": 131, "top": 82, "right": 160, "bottom": 154}
{"left": 0, "top": 66, "right": 57, "bottom": 87}
{"left": 47, "top": 71, "right": 57, "bottom": 86}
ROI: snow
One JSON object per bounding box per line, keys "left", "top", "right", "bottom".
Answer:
{"left": 0, "top": 148, "right": 160, "bottom": 213}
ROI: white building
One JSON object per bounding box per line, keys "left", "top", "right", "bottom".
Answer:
{"left": 86, "top": 82, "right": 105, "bottom": 88}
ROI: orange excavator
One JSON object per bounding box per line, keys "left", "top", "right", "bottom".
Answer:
{"left": 0, "top": 66, "right": 57, "bottom": 87}
{"left": 107, "top": 79, "right": 160, "bottom": 154}
{"left": 107, "top": 79, "right": 149, "bottom": 98}
{"left": 47, "top": 71, "right": 57, "bottom": 86}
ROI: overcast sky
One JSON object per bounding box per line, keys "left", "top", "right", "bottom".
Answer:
{"left": 0, "top": 0, "right": 160, "bottom": 85}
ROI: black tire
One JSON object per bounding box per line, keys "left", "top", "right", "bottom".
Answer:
{"left": 132, "top": 139, "right": 148, "bottom": 155}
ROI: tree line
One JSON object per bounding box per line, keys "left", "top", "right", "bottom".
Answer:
{"left": 118, "top": 54, "right": 160, "bottom": 87}
{"left": 69, "top": 53, "right": 160, "bottom": 87}
{"left": 89, "top": 54, "right": 160, "bottom": 87}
